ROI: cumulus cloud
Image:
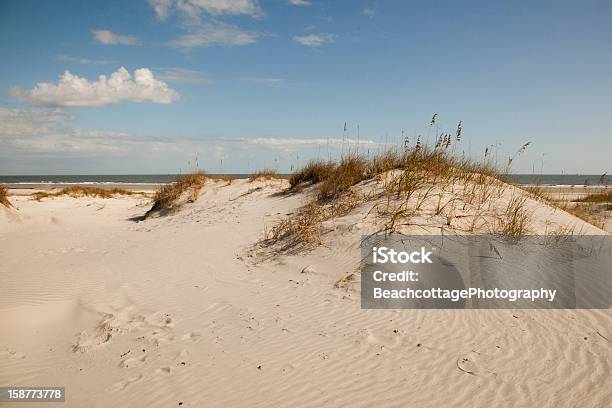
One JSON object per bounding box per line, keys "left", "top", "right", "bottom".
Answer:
{"left": 168, "top": 22, "right": 259, "bottom": 47}
{"left": 149, "top": 0, "right": 262, "bottom": 20}
{"left": 92, "top": 29, "right": 139, "bottom": 45}
{"left": 293, "top": 33, "right": 334, "bottom": 46}
{"left": 12, "top": 67, "right": 179, "bottom": 107}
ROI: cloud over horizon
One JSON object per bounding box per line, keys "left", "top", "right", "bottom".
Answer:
{"left": 12, "top": 67, "right": 179, "bottom": 107}
{"left": 0, "top": 107, "right": 381, "bottom": 173}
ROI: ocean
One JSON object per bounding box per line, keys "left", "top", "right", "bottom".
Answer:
{"left": 0, "top": 174, "right": 609, "bottom": 187}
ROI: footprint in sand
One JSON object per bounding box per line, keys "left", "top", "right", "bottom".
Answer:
{"left": 120, "top": 354, "right": 148, "bottom": 368}
{"left": 111, "top": 374, "right": 143, "bottom": 392}
{"left": 0, "top": 349, "right": 26, "bottom": 359}
{"left": 361, "top": 329, "right": 403, "bottom": 349}
{"left": 73, "top": 307, "right": 176, "bottom": 352}
{"left": 155, "top": 366, "right": 172, "bottom": 374}
{"left": 181, "top": 331, "right": 202, "bottom": 342}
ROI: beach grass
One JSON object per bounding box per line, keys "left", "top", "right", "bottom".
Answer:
{"left": 0, "top": 185, "right": 13, "bottom": 208}
{"left": 574, "top": 190, "right": 612, "bottom": 203}
{"left": 266, "top": 129, "right": 544, "bottom": 249}
{"left": 31, "top": 186, "right": 141, "bottom": 201}
{"left": 249, "top": 169, "right": 278, "bottom": 182}
{"left": 288, "top": 160, "right": 335, "bottom": 190}
{"left": 145, "top": 171, "right": 207, "bottom": 219}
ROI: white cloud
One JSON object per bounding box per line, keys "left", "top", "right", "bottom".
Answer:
{"left": 0, "top": 109, "right": 384, "bottom": 173}
{"left": 149, "top": 0, "right": 262, "bottom": 48}
{"left": 157, "top": 67, "right": 211, "bottom": 83}
{"left": 149, "top": 0, "right": 173, "bottom": 20}
{"left": 12, "top": 67, "right": 179, "bottom": 107}
{"left": 293, "top": 33, "right": 334, "bottom": 46}
{"left": 0, "top": 108, "right": 135, "bottom": 154}
{"left": 246, "top": 137, "right": 376, "bottom": 147}
{"left": 288, "top": 0, "right": 311, "bottom": 6}
{"left": 362, "top": 7, "right": 376, "bottom": 16}
{"left": 150, "top": 0, "right": 262, "bottom": 20}
{"left": 169, "top": 22, "right": 258, "bottom": 47}
{"left": 92, "top": 29, "right": 139, "bottom": 45}
{"left": 55, "top": 54, "right": 116, "bottom": 66}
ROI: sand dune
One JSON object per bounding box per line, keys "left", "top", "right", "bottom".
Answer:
{"left": 1, "top": 178, "right": 611, "bottom": 407}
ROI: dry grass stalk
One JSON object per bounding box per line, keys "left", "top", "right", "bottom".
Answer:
{"left": 495, "top": 196, "right": 531, "bottom": 237}
{"left": 0, "top": 185, "right": 13, "bottom": 208}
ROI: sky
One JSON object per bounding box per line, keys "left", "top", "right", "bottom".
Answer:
{"left": 0, "top": 0, "right": 610, "bottom": 175}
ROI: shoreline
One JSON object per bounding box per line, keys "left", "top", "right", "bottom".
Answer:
{"left": 5, "top": 181, "right": 610, "bottom": 192}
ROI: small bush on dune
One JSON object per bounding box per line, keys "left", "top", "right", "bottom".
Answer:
{"left": 249, "top": 169, "right": 278, "bottom": 182}
{"left": 145, "top": 171, "right": 207, "bottom": 219}
{"left": 289, "top": 160, "right": 335, "bottom": 189}
{"left": 1, "top": 185, "right": 13, "bottom": 208}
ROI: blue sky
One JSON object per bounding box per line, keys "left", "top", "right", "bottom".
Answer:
{"left": 0, "top": 0, "right": 610, "bottom": 174}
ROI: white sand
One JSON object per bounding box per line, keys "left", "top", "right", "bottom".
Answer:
{"left": 1, "top": 178, "right": 611, "bottom": 407}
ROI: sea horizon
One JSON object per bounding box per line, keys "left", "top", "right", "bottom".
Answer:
{"left": 1, "top": 173, "right": 609, "bottom": 187}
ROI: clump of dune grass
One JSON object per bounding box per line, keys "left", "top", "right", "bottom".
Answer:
{"left": 144, "top": 171, "right": 207, "bottom": 219}
{"left": 0, "top": 185, "right": 13, "bottom": 208}
{"left": 213, "top": 175, "right": 237, "bottom": 185}
{"left": 268, "top": 202, "right": 324, "bottom": 248}
{"left": 249, "top": 169, "right": 278, "bottom": 182}
{"left": 558, "top": 199, "right": 608, "bottom": 230}
{"left": 574, "top": 190, "right": 612, "bottom": 203}
{"left": 289, "top": 160, "right": 335, "bottom": 190}
{"left": 494, "top": 196, "right": 531, "bottom": 237}
{"left": 366, "top": 149, "right": 405, "bottom": 177}
{"left": 318, "top": 155, "right": 368, "bottom": 201}
{"left": 266, "top": 189, "right": 366, "bottom": 251}
{"left": 31, "top": 186, "right": 141, "bottom": 201}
